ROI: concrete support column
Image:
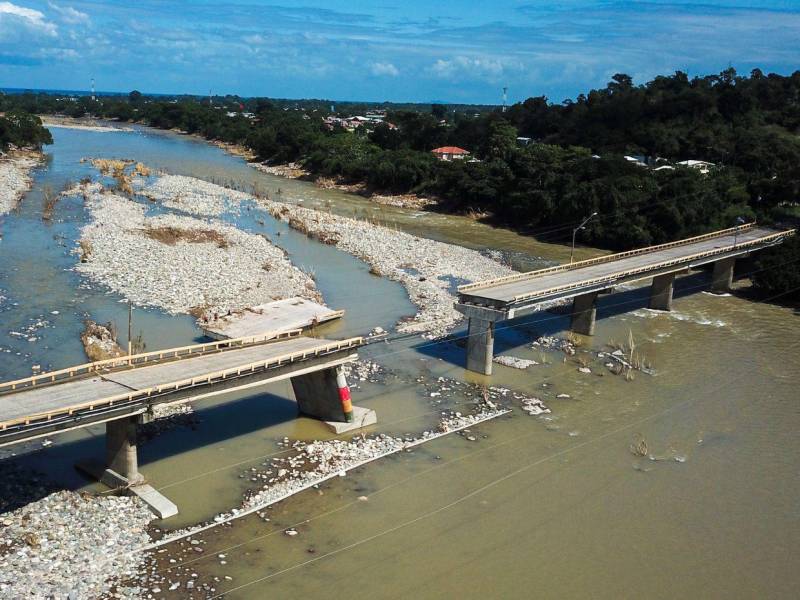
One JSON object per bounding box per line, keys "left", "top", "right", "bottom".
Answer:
{"left": 291, "top": 366, "right": 376, "bottom": 433}
{"left": 105, "top": 416, "right": 143, "bottom": 485}
{"left": 649, "top": 273, "right": 676, "bottom": 311}
{"left": 711, "top": 257, "right": 735, "bottom": 293}
{"left": 571, "top": 292, "right": 599, "bottom": 336}
{"left": 291, "top": 366, "right": 349, "bottom": 422}
{"left": 466, "top": 317, "right": 495, "bottom": 375}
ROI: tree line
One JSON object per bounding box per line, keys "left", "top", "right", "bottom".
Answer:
{"left": 1, "top": 68, "right": 797, "bottom": 299}
{"left": 0, "top": 110, "right": 52, "bottom": 151}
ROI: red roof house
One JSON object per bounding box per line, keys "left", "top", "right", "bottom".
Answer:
{"left": 431, "top": 146, "right": 470, "bottom": 161}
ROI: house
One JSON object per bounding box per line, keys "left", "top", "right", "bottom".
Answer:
{"left": 677, "top": 159, "right": 715, "bottom": 174}
{"left": 431, "top": 146, "right": 470, "bottom": 161}
{"left": 624, "top": 155, "right": 647, "bottom": 167}
{"left": 516, "top": 136, "right": 533, "bottom": 146}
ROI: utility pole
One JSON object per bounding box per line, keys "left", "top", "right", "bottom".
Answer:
{"left": 571, "top": 212, "right": 599, "bottom": 264}
{"left": 127, "top": 300, "right": 133, "bottom": 355}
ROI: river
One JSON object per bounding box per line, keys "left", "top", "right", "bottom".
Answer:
{"left": 1, "top": 124, "right": 798, "bottom": 599}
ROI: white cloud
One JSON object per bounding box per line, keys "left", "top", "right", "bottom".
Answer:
{"left": 0, "top": 1, "right": 57, "bottom": 37}
{"left": 370, "top": 61, "right": 399, "bottom": 77}
{"left": 243, "top": 33, "right": 266, "bottom": 45}
{"left": 430, "top": 56, "right": 511, "bottom": 81}
{"left": 48, "top": 2, "right": 89, "bottom": 25}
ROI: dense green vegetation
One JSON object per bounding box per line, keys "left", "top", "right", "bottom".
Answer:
{"left": 0, "top": 111, "right": 52, "bottom": 151}
{"left": 2, "top": 68, "right": 798, "bottom": 299}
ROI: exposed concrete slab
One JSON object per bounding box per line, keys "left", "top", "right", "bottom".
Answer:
{"left": 201, "top": 297, "right": 343, "bottom": 340}
{"left": 131, "top": 484, "right": 179, "bottom": 519}
{"left": 325, "top": 406, "right": 377, "bottom": 434}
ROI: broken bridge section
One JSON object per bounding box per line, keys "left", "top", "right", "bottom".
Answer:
{"left": 0, "top": 331, "right": 371, "bottom": 518}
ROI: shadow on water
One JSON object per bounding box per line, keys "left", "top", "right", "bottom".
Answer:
{"left": 415, "top": 271, "right": 715, "bottom": 366}
{"left": 0, "top": 388, "right": 299, "bottom": 509}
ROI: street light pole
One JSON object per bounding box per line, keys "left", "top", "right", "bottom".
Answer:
{"left": 733, "top": 216, "right": 746, "bottom": 248}
{"left": 570, "top": 211, "right": 599, "bottom": 264}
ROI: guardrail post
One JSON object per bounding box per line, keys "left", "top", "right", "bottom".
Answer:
{"left": 711, "top": 257, "right": 735, "bottom": 293}
{"left": 650, "top": 273, "right": 676, "bottom": 311}
{"left": 571, "top": 291, "right": 599, "bottom": 336}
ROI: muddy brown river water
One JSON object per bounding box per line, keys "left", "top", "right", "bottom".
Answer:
{"left": 1, "top": 125, "right": 798, "bottom": 599}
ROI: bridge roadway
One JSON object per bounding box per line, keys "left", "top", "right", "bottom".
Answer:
{"left": 0, "top": 331, "right": 366, "bottom": 517}
{"left": 456, "top": 224, "right": 795, "bottom": 374}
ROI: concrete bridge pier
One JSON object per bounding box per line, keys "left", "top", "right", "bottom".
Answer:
{"left": 291, "top": 365, "right": 376, "bottom": 433}
{"left": 105, "top": 416, "right": 144, "bottom": 486}
{"left": 570, "top": 292, "right": 599, "bottom": 336}
{"left": 711, "top": 257, "right": 736, "bottom": 293}
{"left": 649, "top": 273, "right": 676, "bottom": 311}
{"left": 77, "top": 414, "right": 179, "bottom": 519}
{"left": 465, "top": 317, "right": 496, "bottom": 376}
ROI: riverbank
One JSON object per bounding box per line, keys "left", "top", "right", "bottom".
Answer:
{"left": 39, "top": 115, "right": 134, "bottom": 133}
{"left": 73, "top": 184, "right": 320, "bottom": 318}
{"left": 250, "top": 162, "right": 436, "bottom": 210}
{"left": 0, "top": 150, "right": 41, "bottom": 216}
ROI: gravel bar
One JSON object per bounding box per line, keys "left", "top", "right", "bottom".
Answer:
{"left": 0, "top": 151, "right": 40, "bottom": 216}
{"left": 74, "top": 188, "right": 320, "bottom": 316}
{"left": 0, "top": 491, "right": 154, "bottom": 598}
{"left": 261, "top": 200, "right": 515, "bottom": 337}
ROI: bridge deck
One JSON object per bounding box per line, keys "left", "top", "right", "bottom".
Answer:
{"left": 459, "top": 225, "right": 790, "bottom": 308}
{"left": 0, "top": 336, "right": 356, "bottom": 429}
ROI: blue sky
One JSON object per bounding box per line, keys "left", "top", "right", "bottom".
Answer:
{"left": 0, "top": 1, "right": 798, "bottom": 103}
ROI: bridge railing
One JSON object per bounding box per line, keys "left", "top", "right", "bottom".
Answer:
{"left": 0, "top": 336, "right": 364, "bottom": 434}
{"left": 505, "top": 228, "right": 793, "bottom": 304}
{"left": 458, "top": 223, "right": 760, "bottom": 295}
{"left": 0, "top": 330, "right": 303, "bottom": 394}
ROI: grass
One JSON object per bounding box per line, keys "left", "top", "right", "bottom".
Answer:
{"left": 41, "top": 185, "right": 58, "bottom": 221}
{"left": 630, "top": 434, "right": 649, "bottom": 457}
{"left": 78, "top": 240, "right": 93, "bottom": 262}
{"left": 141, "top": 226, "right": 229, "bottom": 248}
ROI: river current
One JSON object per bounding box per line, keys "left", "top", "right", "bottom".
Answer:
{"left": 1, "top": 125, "right": 798, "bottom": 599}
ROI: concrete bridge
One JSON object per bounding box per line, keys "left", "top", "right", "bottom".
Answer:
{"left": 456, "top": 224, "right": 795, "bottom": 375}
{"left": 0, "top": 330, "right": 370, "bottom": 517}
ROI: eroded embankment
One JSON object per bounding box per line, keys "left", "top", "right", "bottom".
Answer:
{"left": 0, "top": 151, "right": 41, "bottom": 216}
{"left": 73, "top": 184, "right": 319, "bottom": 316}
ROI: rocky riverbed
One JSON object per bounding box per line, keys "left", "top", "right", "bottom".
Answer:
{"left": 111, "top": 171, "right": 515, "bottom": 337}
{"left": 0, "top": 151, "right": 40, "bottom": 216}
{"left": 262, "top": 200, "right": 515, "bottom": 337}
{"left": 0, "top": 489, "right": 154, "bottom": 599}
{"left": 136, "top": 174, "right": 250, "bottom": 218}
{"left": 73, "top": 186, "right": 320, "bottom": 317}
